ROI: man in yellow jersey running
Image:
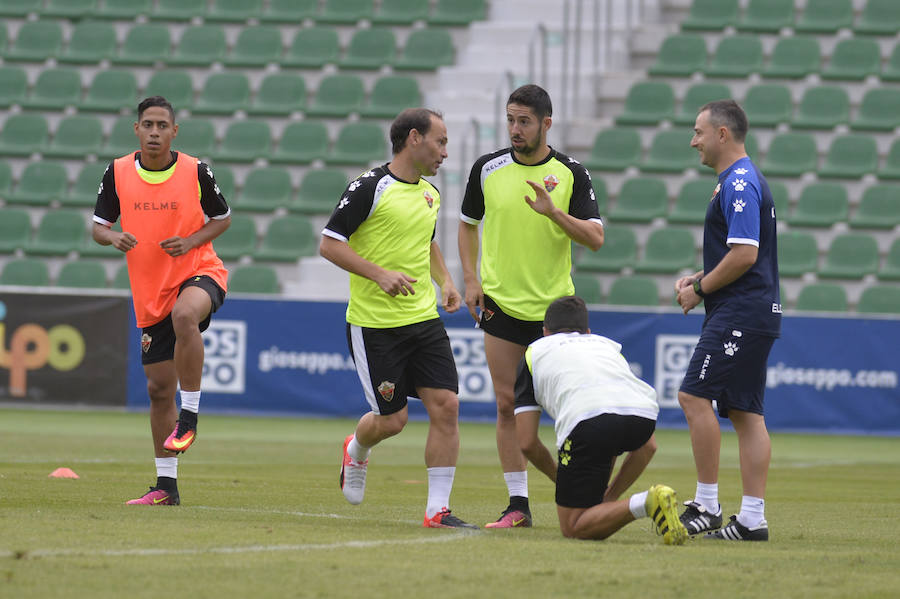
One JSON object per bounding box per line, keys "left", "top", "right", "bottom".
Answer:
{"left": 321, "top": 108, "right": 477, "bottom": 529}
{"left": 459, "top": 84, "right": 605, "bottom": 528}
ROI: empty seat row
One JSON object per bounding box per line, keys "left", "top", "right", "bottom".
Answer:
{"left": 0, "top": 0, "right": 487, "bottom": 27}
{"left": 650, "top": 34, "right": 900, "bottom": 81}
{"left": 0, "top": 21, "right": 455, "bottom": 71}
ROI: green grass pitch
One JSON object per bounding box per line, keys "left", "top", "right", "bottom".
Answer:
{"left": 1, "top": 408, "right": 898, "bottom": 598}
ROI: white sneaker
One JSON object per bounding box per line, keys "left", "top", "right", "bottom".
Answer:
{"left": 340, "top": 434, "right": 367, "bottom": 505}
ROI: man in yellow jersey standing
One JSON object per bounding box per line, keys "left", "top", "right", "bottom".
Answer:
{"left": 92, "top": 96, "right": 231, "bottom": 505}
{"left": 320, "top": 108, "right": 477, "bottom": 529}
{"left": 459, "top": 84, "right": 605, "bottom": 528}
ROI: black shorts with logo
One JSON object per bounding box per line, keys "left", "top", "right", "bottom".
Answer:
{"left": 555, "top": 414, "right": 656, "bottom": 509}
{"left": 479, "top": 294, "right": 544, "bottom": 347}
{"left": 346, "top": 318, "right": 459, "bottom": 416}
{"left": 141, "top": 275, "right": 226, "bottom": 365}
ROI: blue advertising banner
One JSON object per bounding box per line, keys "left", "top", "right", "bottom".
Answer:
{"left": 126, "top": 299, "right": 900, "bottom": 435}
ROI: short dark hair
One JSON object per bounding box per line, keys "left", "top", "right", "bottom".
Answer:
{"left": 544, "top": 296, "right": 589, "bottom": 334}
{"left": 137, "top": 96, "right": 175, "bottom": 122}
{"left": 390, "top": 108, "right": 443, "bottom": 154}
{"left": 507, "top": 84, "right": 553, "bottom": 119}
{"left": 699, "top": 99, "right": 748, "bottom": 143}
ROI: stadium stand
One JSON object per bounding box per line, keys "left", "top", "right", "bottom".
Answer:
{"left": 232, "top": 167, "right": 293, "bottom": 213}
{"left": 56, "top": 260, "right": 107, "bottom": 289}
{"left": 58, "top": 21, "right": 116, "bottom": 64}
{"left": 95, "top": 0, "right": 153, "bottom": 20}
{"left": 144, "top": 71, "right": 194, "bottom": 110}
{"left": 282, "top": 27, "right": 340, "bottom": 68}
{"left": 325, "top": 122, "right": 388, "bottom": 166}
{"left": 361, "top": 75, "right": 422, "bottom": 118}
{"left": 777, "top": 231, "right": 820, "bottom": 277}
{"left": 787, "top": 182, "right": 849, "bottom": 227}
{"left": 878, "top": 140, "right": 900, "bottom": 180}
{"left": 736, "top": 0, "right": 796, "bottom": 33}
{"left": 3, "top": 20, "right": 63, "bottom": 62}
{"left": 305, "top": 74, "right": 366, "bottom": 117}
{"left": 0, "top": 208, "right": 30, "bottom": 254}
{"left": 606, "top": 276, "right": 659, "bottom": 306}
{"left": 6, "top": 162, "right": 67, "bottom": 206}
{"left": 168, "top": 25, "right": 227, "bottom": 66}
{"left": 260, "top": 0, "right": 317, "bottom": 23}
{"left": 856, "top": 286, "right": 900, "bottom": 315}
{"left": 151, "top": 0, "right": 206, "bottom": 22}
{"left": 819, "top": 135, "right": 879, "bottom": 179}
{"left": 112, "top": 263, "right": 130, "bottom": 289}
{"left": 339, "top": 28, "right": 398, "bottom": 70}
{"left": 793, "top": 0, "right": 854, "bottom": 33}
{"left": 882, "top": 42, "right": 900, "bottom": 81}
{"left": 575, "top": 227, "right": 637, "bottom": 272}
{"left": 24, "top": 210, "right": 86, "bottom": 256}
{"left": 373, "top": 0, "right": 431, "bottom": 25}
{"left": 22, "top": 68, "right": 81, "bottom": 111}
{"left": 429, "top": 0, "right": 488, "bottom": 25}
{"left": 0, "top": 0, "right": 41, "bottom": 18}
{"left": 851, "top": 89, "right": 900, "bottom": 132}
{"left": 229, "top": 264, "right": 281, "bottom": 294}
{"left": 212, "top": 214, "right": 258, "bottom": 261}
{"left": 761, "top": 132, "right": 818, "bottom": 177}
{"left": 114, "top": 24, "right": 171, "bottom": 65}
{"left": 818, "top": 233, "right": 880, "bottom": 279}
{"left": 878, "top": 240, "right": 900, "bottom": 281}
{"left": 249, "top": 73, "right": 307, "bottom": 116}
{"left": 608, "top": 177, "right": 668, "bottom": 222}
{"left": 615, "top": 81, "right": 675, "bottom": 126}
{"left": 0, "top": 160, "right": 12, "bottom": 198}
{"left": 317, "top": 0, "right": 375, "bottom": 24}
{"left": 193, "top": 73, "right": 251, "bottom": 115}
{"left": 254, "top": 216, "right": 318, "bottom": 262}
{"left": 80, "top": 70, "right": 138, "bottom": 113}
{"left": 791, "top": 86, "right": 850, "bottom": 130}
{"left": 62, "top": 162, "right": 107, "bottom": 208}
{"left": 681, "top": 0, "right": 739, "bottom": 30}
{"left": 761, "top": 37, "right": 821, "bottom": 78}
{"left": 821, "top": 38, "right": 880, "bottom": 80}
{"left": 571, "top": 272, "right": 604, "bottom": 304}
{"left": 669, "top": 179, "right": 718, "bottom": 224}
{"left": 647, "top": 34, "right": 707, "bottom": 77}
{"left": 206, "top": 0, "right": 265, "bottom": 23}
{"left": 704, "top": 36, "right": 764, "bottom": 77}
{"left": 171, "top": 119, "right": 216, "bottom": 159}
{"left": 795, "top": 283, "right": 849, "bottom": 312}
{"left": 849, "top": 184, "right": 900, "bottom": 229}
{"left": 394, "top": 28, "right": 455, "bottom": 70}
{"left": 0, "top": 258, "right": 50, "bottom": 286}
{"left": 743, "top": 84, "right": 793, "bottom": 127}
{"left": 674, "top": 83, "right": 731, "bottom": 126}
{"left": 581, "top": 128, "right": 642, "bottom": 172}
{"left": 44, "top": 116, "right": 104, "bottom": 159}
{"left": 291, "top": 169, "right": 348, "bottom": 215}
{"left": 212, "top": 121, "right": 272, "bottom": 164}
{"left": 634, "top": 228, "right": 697, "bottom": 274}
{"left": 641, "top": 130, "right": 699, "bottom": 173}
{"left": 269, "top": 121, "right": 330, "bottom": 164}
{"left": 224, "top": 26, "right": 283, "bottom": 67}
{"left": 0, "top": 66, "right": 27, "bottom": 108}
{"left": 853, "top": 0, "right": 900, "bottom": 35}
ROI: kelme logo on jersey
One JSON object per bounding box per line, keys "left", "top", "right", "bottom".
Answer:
{"left": 377, "top": 381, "right": 395, "bottom": 402}
{"left": 543, "top": 174, "right": 559, "bottom": 192}
{"left": 423, "top": 190, "right": 434, "bottom": 208}
{"left": 141, "top": 333, "right": 152, "bottom": 353}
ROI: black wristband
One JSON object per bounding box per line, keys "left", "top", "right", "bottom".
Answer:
{"left": 692, "top": 279, "right": 706, "bottom": 298}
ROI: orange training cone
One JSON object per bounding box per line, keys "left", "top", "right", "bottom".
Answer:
{"left": 49, "top": 467, "right": 79, "bottom": 479}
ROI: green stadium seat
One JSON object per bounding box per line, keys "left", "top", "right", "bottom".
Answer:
{"left": 674, "top": 83, "right": 731, "bottom": 126}
{"left": 291, "top": 168, "right": 347, "bottom": 215}
{"left": 615, "top": 81, "right": 675, "bottom": 126}
{"left": 373, "top": 0, "right": 429, "bottom": 24}
{"left": 44, "top": 0, "right": 96, "bottom": 18}
{"left": 881, "top": 42, "right": 900, "bottom": 82}
{"left": 574, "top": 227, "right": 637, "bottom": 272}
{"left": 794, "top": 283, "right": 848, "bottom": 312}
{"left": 608, "top": 177, "right": 668, "bottom": 223}
{"left": 743, "top": 84, "right": 792, "bottom": 127}
{"left": 269, "top": 121, "right": 330, "bottom": 165}
{"left": 819, "top": 233, "right": 879, "bottom": 279}
{"left": 877, "top": 239, "right": 900, "bottom": 281}
{"left": 0, "top": 258, "right": 50, "bottom": 286}
{"left": 0, "top": 114, "right": 49, "bottom": 157}
{"left": 79, "top": 222, "right": 123, "bottom": 258}
{"left": 791, "top": 86, "right": 850, "bottom": 130}
{"left": 794, "top": 0, "right": 854, "bottom": 33}
{"left": 168, "top": 25, "right": 227, "bottom": 66}
{"left": 787, "top": 182, "right": 848, "bottom": 227}
{"left": 394, "top": 28, "right": 455, "bottom": 71}
{"left": 102, "top": 116, "right": 138, "bottom": 160}
{"left": 571, "top": 273, "right": 603, "bottom": 304}
{"left": 282, "top": 27, "right": 340, "bottom": 68}
{"left": 0, "top": 208, "right": 31, "bottom": 253}
{"left": 877, "top": 139, "right": 900, "bottom": 180}
{"left": 0, "top": 21, "right": 5, "bottom": 53}
{"left": 80, "top": 70, "right": 137, "bottom": 113}
{"left": 325, "top": 122, "right": 387, "bottom": 166}
{"left": 44, "top": 116, "right": 104, "bottom": 159}
{"left": 25, "top": 210, "right": 87, "bottom": 256}
{"left": 22, "top": 68, "right": 81, "bottom": 111}
{"left": 261, "top": 0, "right": 317, "bottom": 23}
{"left": 58, "top": 22, "right": 116, "bottom": 64}
{"left": 819, "top": 135, "right": 878, "bottom": 179}
{"left": 857, "top": 285, "right": 900, "bottom": 315}
{"left": 151, "top": 0, "right": 206, "bottom": 21}
{"left": 340, "top": 28, "right": 397, "bottom": 70}
{"left": 193, "top": 73, "right": 251, "bottom": 115}
{"left": 606, "top": 276, "right": 659, "bottom": 306}
{"left": 172, "top": 119, "right": 216, "bottom": 160}
{"left": 212, "top": 121, "right": 272, "bottom": 164}
{"left": 254, "top": 216, "right": 317, "bottom": 262}
{"left": 851, "top": 89, "right": 900, "bottom": 132}
{"left": 704, "top": 36, "right": 764, "bottom": 78}
{"left": 581, "top": 128, "right": 641, "bottom": 172}
{"left": 224, "top": 26, "right": 283, "bottom": 67}
{"left": 669, "top": 178, "right": 718, "bottom": 224}
{"left": 94, "top": 0, "right": 153, "bottom": 19}
{"left": 854, "top": 0, "right": 900, "bottom": 36}
{"left": 761, "top": 37, "right": 821, "bottom": 79}
{"left": 62, "top": 162, "right": 106, "bottom": 207}
{"left": 209, "top": 163, "right": 235, "bottom": 200}
{"left": 777, "top": 231, "right": 819, "bottom": 277}
{"left": 0, "top": 0, "right": 41, "bottom": 17}
{"left": 849, "top": 184, "right": 900, "bottom": 229}
{"left": 317, "top": 0, "right": 374, "bottom": 24}
{"left": 634, "top": 228, "right": 697, "bottom": 274}
{"left": 6, "top": 162, "right": 67, "bottom": 206}
{"left": 144, "top": 71, "right": 193, "bottom": 110}
{"left": 228, "top": 265, "right": 281, "bottom": 294}
{"left": 56, "top": 260, "right": 107, "bottom": 289}
{"left": 0, "top": 161, "right": 12, "bottom": 199}
{"left": 429, "top": 0, "right": 487, "bottom": 25}
{"left": 360, "top": 75, "right": 421, "bottom": 119}
{"left": 641, "top": 130, "right": 698, "bottom": 173}
{"left": 306, "top": 74, "right": 366, "bottom": 118}
{"left": 233, "top": 167, "right": 293, "bottom": 213}
{"left": 206, "top": 0, "right": 264, "bottom": 22}
{"left": 4, "top": 20, "right": 63, "bottom": 62}
{"left": 769, "top": 179, "right": 789, "bottom": 219}
{"left": 681, "top": 0, "right": 738, "bottom": 31}
{"left": 249, "top": 73, "right": 306, "bottom": 116}
{"left": 821, "top": 38, "right": 880, "bottom": 81}
{"left": 113, "top": 24, "right": 171, "bottom": 65}
{"left": 112, "top": 263, "right": 130, "bottom": 289}
{"left": 761, "top": 132, "right": 818, "bottom": 177}
{"left": 737, "top": 0, "right": 794, "bottom": 32}
{"left": 0, "top": 66, "right": 28, "bottom": 108}
{"left": 212, "top": 214, "right": 257, "bottom": 261}
{"left": 647, "top": 34, "right": 707, "bottom": 77}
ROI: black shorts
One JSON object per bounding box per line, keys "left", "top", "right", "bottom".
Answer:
{"left": 141, "top": 275, "right": 226, "bottom": 365}
{"left": 555, "top": 414, "right": 656, "bottom": 509}
{"left": 679, "top": 326, "right": 776, "bottom": 418}
{"left": 346, "top": 318, "right": 459, "bottom": 416}
{"left": 479, "top": 294, "right": 544, "bottom": 347}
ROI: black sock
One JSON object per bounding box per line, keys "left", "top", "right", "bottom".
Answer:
{"left": 178, "top": 409, "right": 198, "bottom": 427}
{"left": 509, "top": 495, "right": 530, "bottom": 513}
{"left": 156, "top": 476, "right": 178, "bottom": 492}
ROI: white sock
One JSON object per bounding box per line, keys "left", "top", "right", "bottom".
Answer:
{"left": 737, "top": 495, "right": 765, "bottom": 528}
{"left": 155, "top": 457, "right": 178, "bottom": 479}
{"left": 695, "top": 481, "right": 720, "bottom": 514}
{"left": 504, "top": 471, "right": 528, "bottom": 499}
{"left": 426, "top": 466, "right": 455, "bottom": 519}
{"left": 347, "top": 435, "right": 370, "bottom": 462}
{"left": 629, "top": 491, "right": 649, "bottom": 519}
{"left": 179, "top": 390, "right": 200, "bottom": 413}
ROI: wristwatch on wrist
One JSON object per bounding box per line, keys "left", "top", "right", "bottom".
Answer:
{"left": 692, "top": 279, "right": 706, "bottom": 298}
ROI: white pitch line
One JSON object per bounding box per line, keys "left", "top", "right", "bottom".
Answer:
{"left": 193, "top": 505, "right": 421, "bottom": 524}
